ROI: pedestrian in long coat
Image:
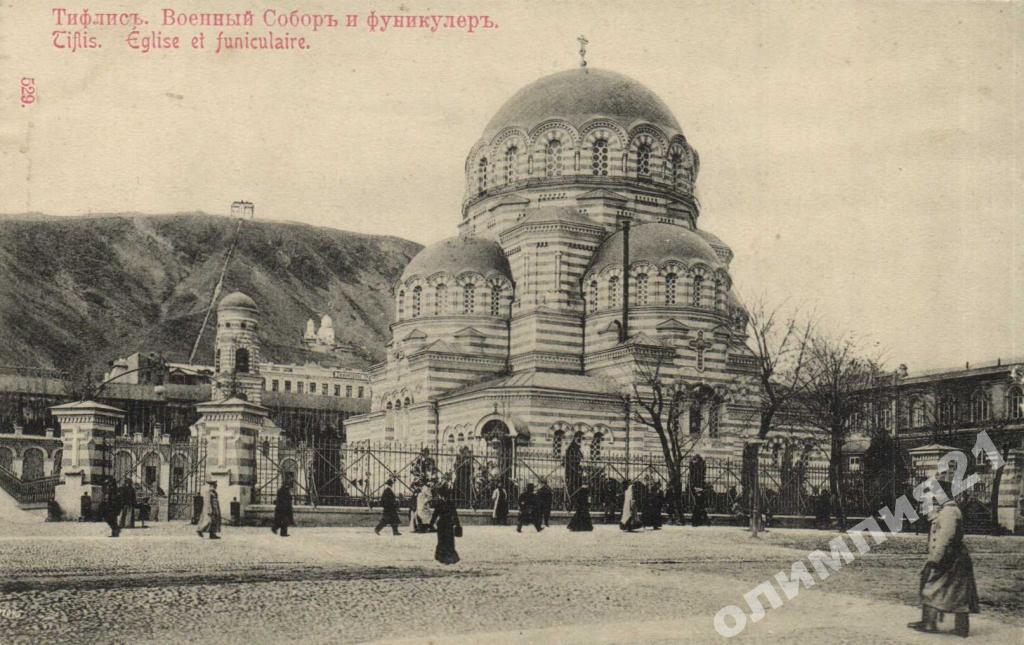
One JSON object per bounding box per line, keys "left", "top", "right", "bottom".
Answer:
{"left": 196, "top": 480, "right": 222, "bottom": 539}
{"left": 103, "top": 478, "right": 122, "bottom": 538}
{"left": 567, "top": 484, "right": 593, "bottom": 532}
{"left": 619, "top": 481, "right": 642, "bottom": 531}
{"left": 412, "top": 486, "right": 433, "bottom": 533}
{"left": 375, "top": 479, "right": 402, "bottom": 535}
{"left": 691, "top": 487, "right": 709, "bottom": 527}
{"left": 908, "top": 481, "right": 980, "bottom": 637}
{"left": 491, "top": 485, "right": 509, "bottom": 525}
{"left": 272, "top": 482, "right": 294, "bottom": 537}
{"left": 642, "top": 482, "right": 664, "bottom": 529}
{"left": 430, "top": 490, "right": 461, "bottom": 565}
{"left": 119, "top": 477, "right": 136, "bottom": 529}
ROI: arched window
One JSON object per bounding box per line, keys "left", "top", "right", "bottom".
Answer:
{"left": 689, "top": 403, "right": 702, "bottom": 435}
{"left": 386, "top": 401, "right": 393, "bottom": 411}
{"left": 669, "top": 150, "right": 684, "bottom": 189}
{"left": 970, "top": 390, "right": 990, "bottom": 422}
{"left": 591, "top": 139, "right": 609, "bottom": 176}
{"left": 447, "top": 433, "right": 455, "bottom": 445}
{"left": 552, "top": 430, "right": 564, "bottom": 457}
{"left": 434, "top": 284, "right": 447, "bottom": 315}
{"left": 665, "top": 273, "right": 678, "bottom": 305}
{"left": 910, "top": 397, "right": 925, "bottom": 427}
{"left": 708, "top": 403, "right": 720, "bottom": 438}
{"left": 588, "top": 280, "right": 599, "bottom": 313}
{"left": 215, "top": 349, "right": 221, "bottom": 372}
{"left": 235, "top": 348, "right": 250, "bottom": 374}
{"left": 490, "top": 285, "right": 502, "bottom": 316}
{"left": 411, "top": 286, "right": 422, "bottom": 317}
{"left": 713, "top": 277, "right": 723, "bottom": 310}
{"left": 608, "top": 276, "right": 620, "bottom": 308}
{"left": 691, "top": 275, "right": 704, "bottom": 307}
{"left": 504, "top": 146, "right": 518, "bottom": 184}
{"left": 463, "top": 284, "right": 475, "bottom": 314}
{"left": 477, "top": 157, "right": 488, "bottom": 194}
{"left": 636, "top": 143, "right": 652, "bottom": 177}
{"left": 590, "top": 433, "right": 604, "bottom": 460}
{"left": 939, "top": 397, "right": 957, "bottom": 426}
{"left": 1009, "top": 387, "right": 1024, "bottom": 420}
{"left": 545, "top": 139, "right": 563, "bottom": 177}
{"left": 457, "top": 433, "right": 465, "bottom": 443}
{"left": 635, "top": 273, "right": 649, "bottom": 305}
{"left": 398, "top": 290, "right": 405, "bottom": 318}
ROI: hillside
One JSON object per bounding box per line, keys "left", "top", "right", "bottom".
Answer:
{"left": 0, "top": 213, "right": 421, "bottom": 374}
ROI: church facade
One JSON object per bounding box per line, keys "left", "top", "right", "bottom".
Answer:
{"left": 346, "top": 65, "right": 764, "bottom": 460}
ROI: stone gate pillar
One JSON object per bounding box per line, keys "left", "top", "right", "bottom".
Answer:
{"left": 50, "top": 401, "right": 126, "bottom": 520}
{"left": 998, "top": 448, "right": 1024, "bottom": 535}
{"left": 193, "top": 397, "right": 268, "bottom": 518}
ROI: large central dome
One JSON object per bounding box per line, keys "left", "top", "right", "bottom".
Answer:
{"left": 483, "top": 68, "right": 682, "bottom": 141}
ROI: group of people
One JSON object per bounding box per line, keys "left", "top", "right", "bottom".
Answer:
{"left": 99, "top": 476, "right": 152, "bottom": 537}
{"left": 373, "top": 478, "right": 462, "bottom": 565}
{"left": 618, "top": 480, "right": 667, "bottom": 531}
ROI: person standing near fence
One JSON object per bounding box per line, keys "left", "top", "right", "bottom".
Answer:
{"left": 603, "top": 480, "right": 619, "bottom": 524}
{"left": 691, "top": 487, "right": 709, "bottom": 527}
{"left": 272, "top": 480, "right": 294, "bottom": 537}
{"left": 102, "top": 477, "right": 122, "bottom": 538}
{"left": 196, "top": 480, "right": 222, "bottom": 539}
{"left": 537, "top": 480, "right": 553, "bottom": 527}
{"left": 119, "top": 476, "right": 136, "bottom": 529}
{"left": 491, "top": 484, "right": 509, "bottom": 525}
{"left": 567, "top": 484, "right": 593, "bottom": 532}
{"left": 375, "top": 479, "right": 402, "bottom": 536}
{"left": 412, "top": 485, "right": 433, "bottom": 533}
{"left": 619, "top": 480, "right": 641, "bottom": 531}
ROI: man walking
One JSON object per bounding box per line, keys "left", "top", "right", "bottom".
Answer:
{"left": 517, "top": 483, "right": 543, "bottom": 533}
{"left": 272, "top": 479, "right": 294, "bottom": 537}
{"left": 119, "top": 476, "right": 136, "bottom": 529}
{"left": 375, "top": 479, "right": 402, "bottom": 535}
{"left": 196, "top": 480, "right": 222, "bottom": 539}
{"left": 537, "top": 480, "right": 553, "bottom": 528}
{"left": 103, "top": 477, "right": 122, "bottom": 538}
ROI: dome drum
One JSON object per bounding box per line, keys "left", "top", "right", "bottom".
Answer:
{"left": 464, "top": 69, "right": 699, "bottom": 211}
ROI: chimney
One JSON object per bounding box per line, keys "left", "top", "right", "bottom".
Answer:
{"left": 620, "top": 219, "right": 630, "bottom": 343}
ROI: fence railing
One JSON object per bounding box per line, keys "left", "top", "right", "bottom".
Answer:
{"left": 0, "top": 465, "right": 59, "bottom": 504}
{"left": 248, "top": 438, "right": 920, "bottom": 519}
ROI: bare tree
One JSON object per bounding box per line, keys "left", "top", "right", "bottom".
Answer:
{"left": 799, "top": 333, "right": 885, "bottom": 530}
{"left": 743, "top": 297, "right": 814, "bottom": 536}
{"left": 625, "top": 343, "right": 715, "bottom": 524}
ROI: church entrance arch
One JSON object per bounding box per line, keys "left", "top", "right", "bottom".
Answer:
{"left": 480, "top": 418, "right": 514, "bottom": 499}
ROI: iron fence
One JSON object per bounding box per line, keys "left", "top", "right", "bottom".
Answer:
{"left": 248, "top": 438, "right": 915, "bottom": 519}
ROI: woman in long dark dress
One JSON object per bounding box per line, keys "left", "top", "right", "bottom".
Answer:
{"left": 430, "top": 490, "right": 461, "bottom": 565}
{"left": 567, "top": 484, "right": 593, "bottom": 532}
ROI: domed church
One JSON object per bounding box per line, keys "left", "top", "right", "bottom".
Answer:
{"left": 346, "top": 62, "right": 761, "bottom": 460}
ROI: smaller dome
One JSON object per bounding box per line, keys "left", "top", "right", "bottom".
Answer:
{"left": 218, "top": 291, "right": 258, "bottom": 312}
{"left": 402, "top": 236, "right": 512, "bottom": 282}
{"left": 588, "top": 223, "right": 722, "bottom": 274}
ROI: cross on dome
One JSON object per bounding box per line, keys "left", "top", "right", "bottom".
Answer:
{"left": 577, "top": 35, "right": 589, "bottom": 69}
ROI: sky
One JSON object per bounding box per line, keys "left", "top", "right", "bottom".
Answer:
{"left": 0, "top": 0, "right": 1021, "bottom": 374}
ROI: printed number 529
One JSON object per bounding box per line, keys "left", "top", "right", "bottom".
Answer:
{"left": 20, "top": 78, "right": 36, "bottom": 106}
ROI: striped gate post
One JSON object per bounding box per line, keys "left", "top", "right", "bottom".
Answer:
{"left": 194, "top": 397, "right": 269, "bottom": 519}
{"left": 50, "top": 400, "right": 126, "bottom": 520}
